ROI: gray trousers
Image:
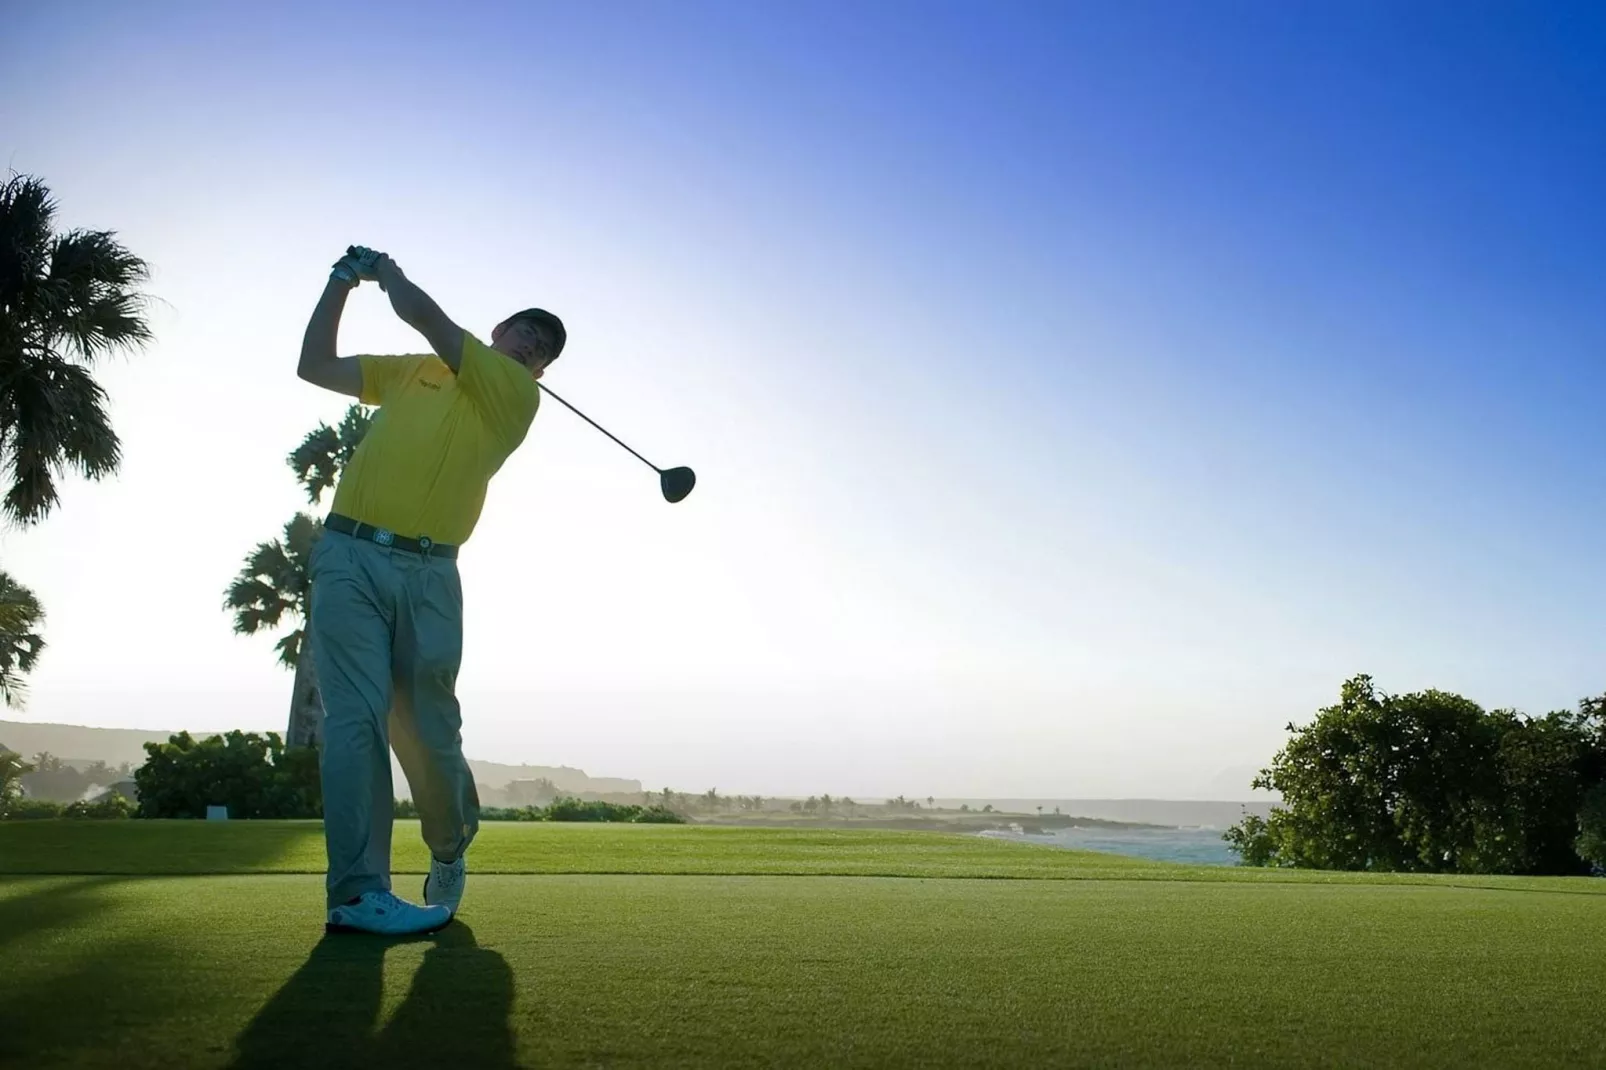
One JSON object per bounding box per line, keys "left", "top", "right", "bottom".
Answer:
{"left": 307, "top": 529, "right": 479, "bottom": 910}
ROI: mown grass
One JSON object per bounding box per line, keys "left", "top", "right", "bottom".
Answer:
{"left": 4, "top": 819, "right": 1603, "bottom": 894}
{"left": 2, "top": 822, "right": 1604, "bottom": 1068}
{"left": 4, "top": 872, "right": 1606, "bottom": 1069}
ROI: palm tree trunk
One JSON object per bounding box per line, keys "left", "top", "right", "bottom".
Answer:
{"left": 285, "top": 650, "right": 325, "bottom": 748}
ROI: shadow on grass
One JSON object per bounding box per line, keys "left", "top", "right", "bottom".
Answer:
{"left": 230, "top": 921, "right": 516, "bottom": 1070}
{"left": 0, "top": 819, "right": 328, "bottom": 875}
{"left": 0, "top": 899, "right": 187, "bottom": 1068}
{"left": 0, "top": 876, "right": 120, "bottom": 953}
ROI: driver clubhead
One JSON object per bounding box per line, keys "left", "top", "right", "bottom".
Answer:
{"left": 659, "top": 466, "right": 696, "bottom": 503}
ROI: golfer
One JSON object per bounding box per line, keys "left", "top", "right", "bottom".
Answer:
{"left": 297, "top": 245, "right": 564, "bottom": 935}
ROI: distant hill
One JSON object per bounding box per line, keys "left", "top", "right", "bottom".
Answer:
{"left": 0, "top": 721, "right": 642, "bottom": 799}
{"left": 0, "top": 720, "right": 176, "bottom": 769}
{"left": 465, "top": 759, "right": 639, "bottom": 796}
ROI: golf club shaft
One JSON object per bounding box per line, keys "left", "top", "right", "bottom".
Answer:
{"left": 536, "top": 382, "right": 661, "bottom": 473}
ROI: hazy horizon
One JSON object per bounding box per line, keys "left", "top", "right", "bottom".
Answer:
{"left": 0, "top": 718, "right": 1268, "bottom": 803}
{"left": 3, "top": 2, "right": 1603, "bottom": 800}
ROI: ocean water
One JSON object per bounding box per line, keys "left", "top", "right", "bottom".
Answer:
{"left": 979, "top": 825, "right": 1240, "bottom": 867}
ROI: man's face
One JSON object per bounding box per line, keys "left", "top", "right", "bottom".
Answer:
{"left": 492, "top": 319, "right": 552, "bottom": 378}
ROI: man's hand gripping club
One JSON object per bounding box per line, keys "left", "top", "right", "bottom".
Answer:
{"left": 333, "top": 245, "right": 466, "bottom": 373}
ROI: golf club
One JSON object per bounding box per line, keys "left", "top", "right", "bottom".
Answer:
{"left": 536, "top": 382, "right": 696, "bottom": 503}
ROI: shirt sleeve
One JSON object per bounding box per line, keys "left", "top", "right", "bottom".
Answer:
{"left": 356, "top": 355, "right": 428, "bottom": 407}
{"left": 456, "top": 333, "right": 540, "bottom": 449}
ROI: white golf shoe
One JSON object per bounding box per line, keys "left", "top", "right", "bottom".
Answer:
{"left": 424, "top": 854, "right": 466, "bottom": 915}
{"left": 325, "top": 890, "right": 452, "bottom": 936}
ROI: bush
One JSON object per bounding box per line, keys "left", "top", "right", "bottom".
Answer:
{"left": 1578, "top": 782, "right": 1606, "bottom": 872}
{"left": 64, "top": 794, "right": 134, "bottom": 820}
{"left": 1226, "top": 675, "right": 1606, "bottom": 875}
{"left": 1222, "top": 813, "right": 1278, "bottom": 867}
{"left": 134, "top": 730, "right": 321, "bottom": 819}
{"left": 543, "top": 797, "right": 685, "bottom": 823}
{"left": 472, "top": 797, "right": 685, "bottom": 824}
{"left": 0, "top": 797, "right": 65, "bottom": 820}
{"left": 544, "top": 797, "right": 623, "bottom": 822}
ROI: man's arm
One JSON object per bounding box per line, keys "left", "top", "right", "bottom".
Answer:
{"left": 373, "top": 256, "right": 467, "bottom": 373}
{"left": 296, "top": 278, "right": 364, "bottom": 397}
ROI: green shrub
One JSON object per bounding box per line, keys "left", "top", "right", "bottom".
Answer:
{"left": 64, "top": 794, "right": 134, "bottom": 819}
{"left": 479, "top": 805, "right": 537, "bottom": 821}
{"left": 134, "top": 730, "right": 320, "bottom": 819}
{"left": 632, "top": 806, "right": 684, "bottom": 824}
{"left": 543, "top": 797, "right": 685, "bottom": 823}
{"left": 472, "top": 798, "right": 685, "bottom": 824}
{"left": 1222, "top": 814, "right": 1278, "bottom": 867}
{"left": 1, "top": 797, "right": 65, "bottom": 820}
{"left": 1227, "top": 675, "right": 1606, "bottom": 875}
{"left": 1578, "top": 782, "right": 1606, "bottom": 872}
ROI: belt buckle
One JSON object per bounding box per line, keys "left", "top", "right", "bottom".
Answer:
{"left": 373, "top": 528, "right": 395, "bottom": 547}
{"left": 418, "top": 536, "right": 433, "bottom": 557}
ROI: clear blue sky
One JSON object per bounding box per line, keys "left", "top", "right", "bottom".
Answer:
{"left": 2, "top": 1, "right": 1603, "bottom": 798}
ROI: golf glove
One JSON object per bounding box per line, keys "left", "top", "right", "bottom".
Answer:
{"left": 345, "top": 245, "right": 387, "bottom": 282}
{"left": 329, "top": 253, "right": 364, "bottom": 286}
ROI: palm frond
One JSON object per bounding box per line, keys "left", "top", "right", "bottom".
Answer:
{"left": 287, "top": 405, "right": 370, "bottom": 505}
{"left": 0, "top": 173, "right": 151, "bottom": 529}
{"left": 0, "top": 569, "right": 46, "bottom": 709}
{"left": 288, "top": 424, "right": 340, "bottom": 504}
{"left": 283, "top": 513, "right": 323, "bottom": 559}
{"left": 336, "top": 404, "right": 372, "bottom": 457}
{"left": 223, "top": 513, "right": 321, "bottom": 641}
{"left": 0, "top": 570, "right": 43, "bottom": 633}
{"left": 47, "top": 229, "right": 153, "bottom": 362}
{"left": 0, "top": 174, "right": 57, "bottom": 313}
{"left": 0, "top": 356, "right": 120, "bottom": 524}
{"left": 224, "top": 576, "right": 288, "bottom": 629}
{"left": 274, "top": 628, "right": 305, "bottom": 671}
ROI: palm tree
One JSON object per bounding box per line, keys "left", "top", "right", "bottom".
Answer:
{"left": 289, "top": 405, "right": 372, "bottom": 502}
{"left": 0, "top": 174, "right": 152, "bottom": 704}
{"left": 225, "top": 512, "right": 323, "bottom": 744}
{"left": 0, "top": 173, "right": 153, "bottom": 525}
{"left": 223, "top": 406, "right": 371, "bottom": 747}
{"left": 0, "top": 570, "right": 45, "bottom": 708}
{"left": 0, "top": 747, "right": 33, "bottom": 806}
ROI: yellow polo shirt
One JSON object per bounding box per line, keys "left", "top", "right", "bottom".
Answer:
{"left": 329, "top": 332, "right": 539, "bottom": 545}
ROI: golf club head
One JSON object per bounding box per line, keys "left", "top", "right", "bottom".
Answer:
{"left": 660, "top": 466, "right": 696, "bottom": 503}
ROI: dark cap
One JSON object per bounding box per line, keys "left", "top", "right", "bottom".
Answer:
{"left": 504, "top": 308, "right": 567, "bottom": 361}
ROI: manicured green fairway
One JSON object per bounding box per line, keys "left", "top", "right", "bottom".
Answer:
{"left": 3, "top": 823, "right": 1604, "bottom": 1069}
{"left": 4, "top": 819, "right": 1600, "bottom": 892}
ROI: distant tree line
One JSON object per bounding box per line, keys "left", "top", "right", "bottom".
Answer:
{"left": 636, "top": 788, "right": 960, "bottom": 818}
{"left": 8, "top": 730, "right": 685, "bottom": 823}
{"left": 3, "top": 751, "right": 132, "bottom": 801}
{"left": 0, "top": 747, "right": 135, "bottom": 819}
{"left": 641, "top": 788, "right": 768, "bottom": 813}
{"left": 454, "top": 798, "right": 683, "bottom": 823}
{"left": 1226, "top": 675, "right": 1606, "bottom": 876}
